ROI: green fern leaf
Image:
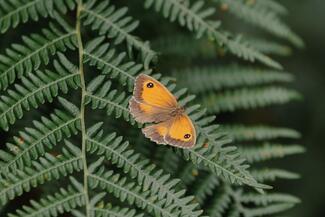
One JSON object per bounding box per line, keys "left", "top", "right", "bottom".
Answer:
{"left": 243, "top": 203, "right": 295, "bottom": 217}
{"left": 0, "top": 23, "right": 77, "bottom": 90}
{"left": 0, "top": 0, "right": 77, "bottom": 34}
{"left": 222, "top": 125, "right": 301, "bottom": 142}
{"left": 174, "top": 66, "right": 293, "bottom": 93}
{"left": 251, "top": 168, "right": 300, "bottom": 182}
{"left": 200, "top": 87, "right": 301, "bottom": 113}
{"left": 240, "top": 192, "right": 300, "bottom": 205}
{"left": 81, "top": 0, "right": 156, "bottom": 68}
{"left": 254, "top": 0, "right": 288, "bottom": 15}
{"left": 206, "top": 185, "right": 231, "bottom": 217}
{"left": 239, "top": 143, "right": 305, "bottom": 163}
{"left": 90, "top": 202, "right": 144, "bottom": 217}
{"left": 144, "top": 0, "right": 281, "bottom": 68}
{"left": 7, "top": 184, "right": 85, "bottom": 217}
{"left": 0, "top": 109, "right": 80, "bottom": 173}
{"left": 153, "top": 34, "right": 217, "bottom": 59}
{"left": 85, "top": 76, "right": 136, "bottom": 125}
{"left": 0, "top": 54, "right": 80, "bottom": 130}
{"left": 86, "top": 124, "right": 203, "bottom": 216}
{"left": 84, "top": 37, "right": 151, "bottom": 91}
{"left": 88, "top": 166, "right": 183, "bottom": 217}
{"left": 247, "top": 37, "right": 292, "bottom": 56}
{"left": 0, "top": 141, "right": 82, "bottom": 204}
{"left": 212, "top": 0, "right": 303, "bottom": 47}
{"left": 192, "top": 173, "right": 219, "bottom": 204}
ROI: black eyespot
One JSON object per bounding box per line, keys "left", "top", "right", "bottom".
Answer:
{"left": 184, "top": 134, "right": 191, "bottom": 139}
{"left": 146, "top": 82, "right": 154, "bottom": 88}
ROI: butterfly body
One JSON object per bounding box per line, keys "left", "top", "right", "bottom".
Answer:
{"left": 129, "top": 74, "right": 196, "bottom": 148}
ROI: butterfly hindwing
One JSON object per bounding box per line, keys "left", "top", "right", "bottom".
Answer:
{"left": 142, "top": 114, "right": 196, "bottom": 148}
{"left": 165, "top": 114, "right": 196, "bottom": 148}
{"left": 142, "top": 121, "right": 169, "bottom": 145}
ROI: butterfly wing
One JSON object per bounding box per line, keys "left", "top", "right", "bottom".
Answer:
{"left": 129, "top": 98, "right": 173, "bottom": 123}
{"left": 129, "top": 74, "right": 178, "bottom": 123}
{"left": 142, "top": 114, "right": 196, "bottom": 148}
{"left": 165, "top": 114, "right": 196, "bottom": 148}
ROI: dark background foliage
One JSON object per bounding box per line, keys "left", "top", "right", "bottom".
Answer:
{"left": 279, "top": 0, "right": 325, "bottom": 216}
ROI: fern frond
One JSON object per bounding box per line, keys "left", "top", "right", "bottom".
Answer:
{"left": 157, "top": 148, "right": 180, "bottom": 175}
{"left": 0, "top": 0, "right": 77, "bottom": 34}
{"left": 144, "top": 0, "right": 281, "bottom": 69}
{"left": 84, "top": 37, "right": 150, "bottom": 91}
{"left": 0, "top": 0, "right": 53, "bottom": 33}
{"left": 153, "top": 34, "right": 216, "bottom": 59}
{"left": 174, "top": 66, "right": 293, "bottom": 93}
{"left": 229, "top": 190, "right": 298, "bottom": 217}
{"left": 81, "top": 0, "right": 156, "bottom": 67}
{"left": 0, "top": 141, "right": 82, "bottom": 204}
{"left": 200, "top": 87, "right": 301, "bottom": 113}
{"left": 86, "top": 124, "right": 202, "bottom": 216}
{"left": 247, "top": 38, "right": 292, "bottom": 56}
{"left": 88, "top": 167, "right": 182, "bottom": 217}
{"left": 212, "top": 0, "right": 303, "bottom": 47}
{"left": 239, "top": 144, "right": 305, "bottom": 163}
{"left": 254, "top": 0, "right": 288, "bottom": 15}
{"left": 192, "top": 173, "right": 219, "bottom": 204}
{"left": 243, "top": 203, "right": 295, "bottom": 217}
{"left": 222, "top": 125, "right": 301, "bottom": 142}
{"left": 85, "top": 76, "right": 135, "bottom": 125}
{"left": 90, "top": 203, "right": 144, "bottom": 217}
{"left": 251, "top": 168, "right": 300, "bottom": 182}
{"left": 7, "top": 184, "right": 85, "bottom": 217}
{"left": 206, "top": 185, "right": 232, "bottom": 217}
{"left": 240, "top": 192, "right": 300, "bottom": 205}
{"left": 0, "top": 108, "right": 80, "bottom": 173}
{"left": 0, "top": 23, "right": 77, "bottom": 90}
{"left": 0, "top": 54, "right": 80, "bottom": 130}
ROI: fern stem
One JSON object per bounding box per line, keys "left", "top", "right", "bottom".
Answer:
{"left": 76, "top": 1, "right": 90, "bottom": 216}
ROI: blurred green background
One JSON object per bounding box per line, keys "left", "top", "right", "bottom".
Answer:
{"left": 277, "top": 0, "right": 325, "bottom": 216}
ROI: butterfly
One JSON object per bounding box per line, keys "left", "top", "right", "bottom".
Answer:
{"left": 129, "top": 73, "right": 196, "bottom": 148}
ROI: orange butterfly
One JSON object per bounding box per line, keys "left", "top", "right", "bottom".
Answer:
{"left": 129, "top": 74, "right": 196, "bottom": 148}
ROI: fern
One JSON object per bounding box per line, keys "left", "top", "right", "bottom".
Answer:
{"left": 0, "top": 54, "right": 80, "bottom": 130}
{"left": 0, "top": 109, "right": 80, "bottom": 173}
{"left": 88, "top": 200, "right": 144, "bottom": 217}
{"left": 0, "top": 23, "right": 77, "bottom": 90}
{"left": 144, "top": 0, "right": 282, "bottom": 69}
{"left": 200, "top": 87, "right": 301, "bottom": 113}
{"left": 0, "top": 0, "right": 76, "bottom": 33}
{"left": 174, "top": 65, "right": 294, "bottom": 93}
{"left": 0, "top": 0, "right": 304, "bottom": 216}
{"left": 0, "top": 141, "right": 82, "bottom": 204}
{"left": 7, "top": 182, "right": 85, "bottom": 217}
{"left": 212, "top": 0, "right": 303, "bottom": 47}
{"left": 247, "top": 37, "right": 292, "bottom": 56}
{"left": 86, "top": 124, "right": 202, "bottom": 216}
{"left": 222, "top": 125, "right": 301, "bottom": 142}
{"left": 239, "top": 143, "right": 305, "bottom": 163}
{"left": 81, "top": 0, "right": 157, "bottom": 68}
